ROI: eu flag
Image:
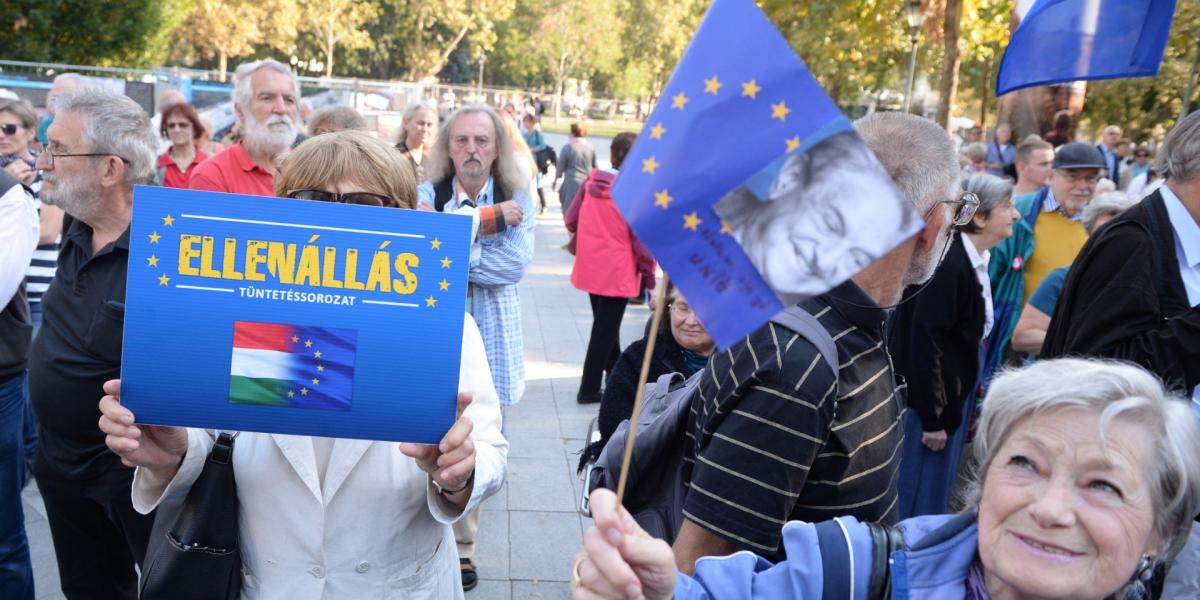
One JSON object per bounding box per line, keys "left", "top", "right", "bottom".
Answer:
{"left": 611, "top": 0, "right": 922, "bottom": 348}
{"left": 995, "top": 0, "right": 1177, "bottom": 96}
{"left": 229, "top": 321, "right": 358, "bottom": 411}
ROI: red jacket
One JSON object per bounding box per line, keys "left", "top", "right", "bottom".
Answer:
{"left": 566, "top": 169, "right": 655, "bottom": 298}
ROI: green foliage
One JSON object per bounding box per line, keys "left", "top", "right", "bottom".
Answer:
{"left": 1, "top": 0, "right": 184, "bottom": 67}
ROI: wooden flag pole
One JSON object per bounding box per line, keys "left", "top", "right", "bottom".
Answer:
{"left": 615, "top": 272, "right": 671, "bottom": 505}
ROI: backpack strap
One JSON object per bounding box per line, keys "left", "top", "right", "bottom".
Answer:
{"left": 433, "top": 176, "right": 509, "bottom": 212}
{"left": 769, "top": 306, "right": 838, "bottom": 374}
{"left": 814, "top": 517, "right": 857, "bottom": 600}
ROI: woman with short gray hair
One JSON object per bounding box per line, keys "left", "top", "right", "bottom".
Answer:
{"left": 890, "top": 172, "right": 1019, "bottom": 519}
{"left": 572, "top": 357, "right": 1200, "bottom": 600}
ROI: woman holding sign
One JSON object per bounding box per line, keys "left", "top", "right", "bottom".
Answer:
{"left": 99, "top": 130, "right": 507, "bottom": 599}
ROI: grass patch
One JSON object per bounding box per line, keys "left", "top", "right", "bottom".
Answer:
{"left": 540, "top": 119, "right": 645, "bottom": 138}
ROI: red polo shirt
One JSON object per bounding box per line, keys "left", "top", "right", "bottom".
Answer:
{"left": 187, "top": 143, "right": 275, "bottom": 197}
{"left": 157, "top": 147, "right": 207, "bottom": 189}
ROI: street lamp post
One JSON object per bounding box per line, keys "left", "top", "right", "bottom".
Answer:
{"left": 902, "top": 0, "right": 926, "bottom": 114}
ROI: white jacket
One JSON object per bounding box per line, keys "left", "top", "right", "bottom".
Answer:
{"left": 132, "top": 314, "right": 508, "bottom": 599}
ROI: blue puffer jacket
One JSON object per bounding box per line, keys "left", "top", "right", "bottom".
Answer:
{"left": 672, "top": 514, "right": 979, "bottom": 599}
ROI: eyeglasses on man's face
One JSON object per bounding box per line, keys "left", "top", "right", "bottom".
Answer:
{"left": 39, "top": 144, "right": 129, "bottom": 169}
{"left": 286, "top": 189, "right": 395, "bottom": 207}
{"left": 940, "top": 191, "right": 980, "bottom": 227}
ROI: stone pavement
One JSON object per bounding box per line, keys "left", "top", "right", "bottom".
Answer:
{"left": 23, "top": 183, "right": 650, "bottom": 599}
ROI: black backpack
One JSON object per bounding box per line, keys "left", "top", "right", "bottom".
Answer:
{"left": 582, "top": 306, "right": 838, "bottom": 544}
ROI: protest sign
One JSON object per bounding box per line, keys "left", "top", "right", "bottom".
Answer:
{"left": 120, "top": 186, "right": 473, "bottom": 444}
{"left": 611, "top": 0, "right": 924, "bottom": 348}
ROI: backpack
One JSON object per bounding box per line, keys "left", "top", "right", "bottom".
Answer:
{"left": 535, "top": 145, "right": 556, "bottom": 175}
{"left": 582, "top": 305, "right": 838, "bottom": 544}
{"left": 431, "top": 176, "right": 509, "bottom": 213}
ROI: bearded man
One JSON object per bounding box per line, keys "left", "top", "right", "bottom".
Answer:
{"left": 189, "top": 59, "right": 301, "bottom": 196}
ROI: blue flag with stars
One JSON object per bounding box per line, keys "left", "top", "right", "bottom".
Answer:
{"left": 995, "top": 0, "right": 1176, "bottom": 96}
{"left": 612, "top": 0, "right": 923, "bottom": 348}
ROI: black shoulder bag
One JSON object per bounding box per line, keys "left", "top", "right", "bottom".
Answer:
{"left": 140, "top": 431, "right": 242, "bottom": 600}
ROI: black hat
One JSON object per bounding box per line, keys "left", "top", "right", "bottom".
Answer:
{"left": 1053, "top": 142, "right": 1106, "bottom": 169}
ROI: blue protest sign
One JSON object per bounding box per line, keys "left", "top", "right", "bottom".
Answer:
{"left": 611, "top": 0, "right": 923, "bottom": 348}
{"left": 121, "top": 186, "right": 473, "bottom": 444}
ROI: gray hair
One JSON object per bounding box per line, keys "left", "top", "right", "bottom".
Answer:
{"left": 425, "top": 104, "right": 525, "bottom": 199}
{"left": 231, "top": 59, "right": 300, "bottom": 109}
{"left": 306, "top": 104, "right": 366, "bottom": 135}
{"left": 959, "top": 173, "right": 1012, "bottom": 234}
{"left": 52, "top": 89, "right": 157, "bottom": 183}
{"left": 1082, "top": 191, "right": 1138, "bottom": 234}
{"left": 963, "top": 142, "right": 988, "bottom": 163}
{"left": 1153, "top": 110, "right": 1200, "bottom": 182}
{"left": 402, "top": 100, "right": 437, "bottom": 128}
{"left": 967, "top": 358, "right": 1200, "bottom": 566}
{"left": 855, "top": 112, "right": 960, "bottom": 214}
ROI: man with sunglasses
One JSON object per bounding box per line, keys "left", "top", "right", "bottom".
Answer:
{"left": 26, "top": 88, "right": 159, "bottom": 599}
{"left": 982, "top": 142, "right": 1105, "bottom": 386}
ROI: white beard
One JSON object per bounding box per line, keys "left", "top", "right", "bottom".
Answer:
{"left": 241, "top": 111, "right": 297, "bottom": 157}
{"left": 41, "top": 170, "right": 98, "bottom": 222}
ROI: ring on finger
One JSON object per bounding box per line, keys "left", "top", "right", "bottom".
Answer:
{"left": 570, "top": 556, "right": 585, "bottom": 587}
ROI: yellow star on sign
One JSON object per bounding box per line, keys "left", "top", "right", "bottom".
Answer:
{"left": 720, "top": 220, "right": 732, "bottom": 235}
{"left": 704, "top": 76, "right": 723, "bottom": 95}
{"left": 305, "top": 339, "right": 312, "bottom": 348}
{"left": 157, "top": 273, "right": 170, "bottom": 286}
{"left": 741, "top": 80, "right": 761, "bottom": 99}
{"left": 146, "top": 255, "right": 159, "bottom": 267}
{"left": 287, "top": 390, "right": 295, "bottom": 398}
{"left": 291, "top": 335, "right": 299, "bottom": 343}
{"left": 430, "top": 238, "right": 442, "bottom": 250}
{"left": 314, "top": 350, "right": 322, "bottom": 359}
{"left": 654, "top": 189, "right": 673, "bottom": 209}
{"left": 425, "top": 296, "right": 438, "bottom": 308}
{"left": 642, "top": 156, "right": 659, "bottom": 175}
{"left": 649, "top": 123, "right": 665, "bottom": 140}
{"left": 162, "top": 214, "right": 175, "bottom": 227}
{"left": 771, "top": 101, "right": 791, "bottom": 121}
{"left": 148, "top": 232, "right": 161, "bottom": 244}
{"left": 439, "top": 279, "right": 450, "bottom": 291}
{"left": 312, "top": 378, "right": 320, "bottom": 385}
{"left": 440, "top": 257, "right": 452, "bottom": 268}
{"left": 317, "top": 365, "right": 325, "bottom": 372}
{"left": 786, "top": 136, "right": 801, "bottom": 153}
{"left": 671, "top": 92, "right": 689, "bottom": 110}
{"left": 300, "top": 387, "right": 308, "bottom": 396}
{"left": 683, "top": 212, "right": 702, "bottom": 231}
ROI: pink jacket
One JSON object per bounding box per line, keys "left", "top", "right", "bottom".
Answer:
{"left": 566, "top": 169, "right": 655, "bottom": 298}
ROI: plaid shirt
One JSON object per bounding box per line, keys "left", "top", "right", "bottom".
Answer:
{"left": 419, "top": 177, "right": 536, "bottom": 405}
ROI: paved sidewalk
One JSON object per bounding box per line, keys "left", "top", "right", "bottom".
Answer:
{"left": 23, "top": 196, "right": 649, "bottom": 599}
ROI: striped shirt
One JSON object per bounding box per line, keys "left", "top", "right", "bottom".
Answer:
{"left": 681, "top": 280, "right": 902, "bottom": 558}
{"left": 3, "top": 157, "right": 59, "bottom": 305}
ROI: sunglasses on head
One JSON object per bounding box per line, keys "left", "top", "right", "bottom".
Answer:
{"left": 286, "top": 189, "right": 394, "bottom": 207}
{"left": 0, "top": 124, "right": 21, "bottom": 136}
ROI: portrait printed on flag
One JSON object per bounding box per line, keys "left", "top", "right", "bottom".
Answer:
{"left": 120, "top": 186, "right": 473, "bottom": 443}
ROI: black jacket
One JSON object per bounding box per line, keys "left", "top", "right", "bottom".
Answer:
{"left": 888, "top": 234, "right": 986, "bottom": 434}
{"left": 1042, "top": 189, "right": 1200, "bottom": 395}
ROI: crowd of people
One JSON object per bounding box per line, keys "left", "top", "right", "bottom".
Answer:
{"left": 0, "top": 56, "right": 1198, "bottom": 600}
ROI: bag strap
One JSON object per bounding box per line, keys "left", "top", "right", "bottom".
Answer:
{"left": 434, "top": 176, "right": 509, "bottom": 213}
{"left": 769, "top": 306, "right": 838, "bottom": 373}
{"left": 866, "top": 522, "right": 904, "bottom": 599}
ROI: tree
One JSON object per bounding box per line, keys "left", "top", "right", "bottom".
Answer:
{"left": 526, "top": 0, "right": 623, "bottom": 119}
{"left": 935, "top": 0, "right": 963, "bottom": 129}
{"left": 383, "top": 0, "right": 514, "bottom": 81}
{"left": 1, "top": 0, "right": 187, "bottom": 67}
{"left": 299, "top": 0, "right": 378, "bottom": 78}
{"left": 614, "top": 0, "right": 707, "bottom": 109}
{"left": 171, "top": 0, "right": 299, "bottom": 79}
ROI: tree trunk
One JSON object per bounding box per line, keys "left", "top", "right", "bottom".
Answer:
{"left": 936, "top": 0, "right": 963, "bottom": 130}
{"left": 1182, "top": 41, "right": 1200, "bottom": 121}
{"left": 218, "top": 50, "right": 228, "bottom": 82}
{"left": 979, "top": 56, "right": 991, "bottom": 128}
{"left": 325, "top": 6, "right": 336, "bottom": 78}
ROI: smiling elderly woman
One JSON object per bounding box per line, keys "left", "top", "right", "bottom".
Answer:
{"left": 572, "top": 357, "right": 1200, "bottom": 600}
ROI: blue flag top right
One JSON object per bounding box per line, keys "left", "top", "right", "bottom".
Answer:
{"left": 995, "top": 0, "right": 1177, "bottom": 96}
{"left": 611, "top": 0, "right": 922, "bottom": 348}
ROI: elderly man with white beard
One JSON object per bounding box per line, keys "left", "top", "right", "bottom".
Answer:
{"left": 189, "top": 59, "right": 301, "bottom": 196}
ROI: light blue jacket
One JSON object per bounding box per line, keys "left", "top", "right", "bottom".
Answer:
{"left": 673, "top": 514, "right": 979, "bottom": 599}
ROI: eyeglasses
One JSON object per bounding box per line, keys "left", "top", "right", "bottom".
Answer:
{"left": 669, "top": 302, "right": 694, "bottom": 317}
{"left": 286, "top": 189, "right": 394, "bottom": 207}
{"left": 0, "top": 124, "right": 22, "bottom": 136}
{"left": 939, "top": 192, "right": 981, "bottom": 227}
{"left": 40, "top": 147, "right": 129, "bottom": 169}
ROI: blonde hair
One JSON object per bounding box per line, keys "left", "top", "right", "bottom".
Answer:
{"left": 498, "top": 111, "right": 537, "bottom": 177}
{"left": 275, "top": 130, "right": 417, "bottom": 209}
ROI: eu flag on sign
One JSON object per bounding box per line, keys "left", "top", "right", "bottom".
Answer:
{"left": 612, "top": 0, "right": 923, "bottom": 348}
{"left": 995, "top": 0, "right": 1177, "bottom": 96}
{"left": 229, "top": 321, "right": 358, "bottom": 411}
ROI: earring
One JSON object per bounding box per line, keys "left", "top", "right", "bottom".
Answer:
{"left": 1135, "top": 554, "right": 1155, "bottom": 582}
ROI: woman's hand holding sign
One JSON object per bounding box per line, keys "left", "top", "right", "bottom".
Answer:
{"left": 99, "top": 379, "right": 189, "bottom": 480}
{"left": 400, "top": 392, "right": 476, "bottom": 509}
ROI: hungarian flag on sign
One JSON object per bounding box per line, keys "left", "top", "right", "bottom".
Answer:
{"left": 228, "top": 321, "right": 358, "bottom": 411}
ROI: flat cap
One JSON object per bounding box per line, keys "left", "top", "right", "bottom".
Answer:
{"left": 1053, "top": 142, "right": 1107, "bottom": 169}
